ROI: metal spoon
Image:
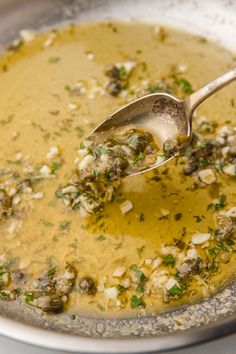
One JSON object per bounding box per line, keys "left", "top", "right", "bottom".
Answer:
{"left": 91, "top": 67, "right": 236, "bottom": 176}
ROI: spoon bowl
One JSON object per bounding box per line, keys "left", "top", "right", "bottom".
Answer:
{"left": 92, "top": 93, "right": 191, "bottom": 174}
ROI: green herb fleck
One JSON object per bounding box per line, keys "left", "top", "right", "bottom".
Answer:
{"left": 129, "top": 264, "right": 138, "bottom": 271}
{"left": 97, "top": 304, "right": 105, "bottom": 312}
{"left": 208, "top": 260, "right": 218, "bottom": 273}
{"left": 75, "top": 126, "right": 84, "bottom": 138}
{"left": 48, "top": 57, "right": 60, "bottom": 64}
{"left": 141, "top": 62, "right": 148, "bottom": 71}
{"left": 136, "top": 283, "right": 145, "bottom": 293}
{"left": 118, "top": 65, "right": 126, "bottom": 79}
{"left": 0, "top": 257, "right": 18, "bottom": 270}
{"left": 39, "top": 219, "right": 54, "bottom": 227}
{"left": 48, "top": 199, "right": 57, "bottom": 207}
{"left": 133, "top": 152, "right": 145, "bottom": 164}
{"left": 208, "top": 247, "right": 220, "bottom": 257}
{"left": 168, "top": 285, "right": 182, "bottom": 297}
{"left": 0, "top": 291, "right": 12, "bottom": 301}
{"left": 117, "top": 284, "right": 126, "bottom": 293}
{"left": 51, "top": 162, "right": 61, "bottom": 171}
{"left": 163, "top": 255, "right": 176, "bottom": 267}
{"left": 137, "top": 246, "right": 145, "bottom": 257}
{"left": 47, "top": 267, "right": 56, "bottom": 278}
{"left": 96, "top": 234, "right": 106, "bottom": 241}
{"left": 25, "top": 293, "right": 35, "bottom": 303}
{"left": 208, "top": 194, "right": 227, "bottom": 211}
{"left": 130, "top": 295, "right": 146, "bottom": 308}
{"left": 104, "top": 167, "right": 111, "bottom": 181}
{"left": 59, "top": 220, "right": 71, "bottom": 231}
{"left": 0, "top": 115, "right": 14, "bottom": 125}
{"left": 173, "top": 76, "right": 193, "bottom": 94}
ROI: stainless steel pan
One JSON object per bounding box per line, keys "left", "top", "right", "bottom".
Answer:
{"left": 0, "top": 0, "right": 235, "bottom": 352}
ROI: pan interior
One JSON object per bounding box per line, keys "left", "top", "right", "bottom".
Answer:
{"left": 0, "top": 0, "right": 235, "bottom": 351}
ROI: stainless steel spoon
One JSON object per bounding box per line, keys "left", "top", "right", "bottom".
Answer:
{"left": 91, "top": 67, "right": 236, "bottom": 176}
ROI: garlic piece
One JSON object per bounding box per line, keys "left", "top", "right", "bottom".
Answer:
{"left": 39, "top": 165, "right": 51, "bottom": 176}
{"left": 68, "top": 102, "right": 77, "bottom": 111}
{"left": 32, "top": 192, "right": 44, "bottom": 200}
{"left": 104, "top": 287, "right": 118, "bottom": 299}
{"left": 46, "top": 146, "right": 59, "bottom": 160}
{"left": 120, "top": 200, "right": 133, "bottom": 214}
{"left": 198, "top": 169, "right": 216, "bottom": 184}
{"left": 78, "top": 155, "right": 96, "bottom": 171}
{"left": 20, "top": 29, "right": 35, "bottom": 43}
{"left": 225, "top": 207, "right": 236, "bottom": 218}
{"left": 186, "top": 248, "right": 198, "bottom": 259}
{"left": 165, "top": 277, "right": 179, "bottom": 291}
{"left": 112, "top": 267, "right": 126, "bottom": 278}
{"left": 192, "top": 232, "right": 211, "bottom": 245}
{"left": 223, "top": 164, "right": 236, "bottom": 176}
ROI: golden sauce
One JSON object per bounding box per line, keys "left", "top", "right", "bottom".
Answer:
{"left": 0, "top": 22, "right": 235, "bottom": 318}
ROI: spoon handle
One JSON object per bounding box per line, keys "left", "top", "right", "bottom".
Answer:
{"left": 186, "top": 67, "right": 236, "bottom": 116}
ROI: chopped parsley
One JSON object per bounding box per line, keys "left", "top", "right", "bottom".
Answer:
{"left": 51, "top": 162, "right": 61, "bottom": 171}
{"left": 208, "top": 247, "right": 220, "bottom": 257}
{"left": 130, "top": 295, "right": 146, "bottom": 308}
{"left": 59, "top": 220, "right": 71, "bottom": 231}
{"left": 48, "top": 56, "right": 60, "bottom": 64}
{"left": 25, "top": 293, "right": 35, "bottom": 303}
{"left": 168, "top": 285, "right": 182, "bottom": 297}
{"left": 136, "top": 283, "right": 145, "bottom": 293}
{"left": 137, "top": 245, "right": 145, "bottom": 257}
{"left": 118, "top": 65, "right": 127, "bottom": 79}
{"left": 173, "top": 76, "right": 193, "bottom": 94}
{"left": 117, "top": 284, "right": 126, "bottom": 293}
{"left": 163, "top": 255, "right": 176, "bottom": 267}
{"left": 96, "top": 234, "right": 106, "bottom": 241}
{"left": 133, "top": 152, "right": 145, "bottom": 164}
{"left": 75, "top": 126, "right": 84, "bottom": 138}
{"left": 39, "top": 219, "right": 54, "bottom": 227}
{"left": 129, "top": 264, "right": 138, "bottom": 271}
{"left": 135, "top": 270, "right": 146, "bottom": 282}
{"left": 208, "top": 260, "right": 218, "bottom": 273}
{"left": 214, "top": 194, "right": 227, "bottom": 210}
{"left": 0, "top": 291, "right": 12, "bottom": 301}
{"left": 207, "top": 194, "right": 227, "bottom": 211}
{"left": 97, "top": 304, "right": 105, "bottom": 312}
{"left": 47, "top": 266, "right": 56, "bottom": 278}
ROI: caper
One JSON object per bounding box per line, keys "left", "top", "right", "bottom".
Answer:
{"left": 16, "top": 178, "right": 32, "bottom": 192}
{"left": 107, "top": 80, "right": 123, "bottom": 96}
{"left": 79, "top": 276, "right": 97, "bottom": 295}
{"left": 36, "top": 295, "right": 63, "bottom": 313}
{"left": 105, "top": 65, "right": 120, "bottom": 79}
{"left": 184, "top": 163, "right": 198, "bottom": 175}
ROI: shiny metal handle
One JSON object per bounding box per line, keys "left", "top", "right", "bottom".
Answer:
{"left": 185, "top": 67, "right": 236, "bottom": 117}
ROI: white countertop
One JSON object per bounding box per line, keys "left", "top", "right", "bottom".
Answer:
{"left": 0, "top": 333, "right": 236, "bottom": 354}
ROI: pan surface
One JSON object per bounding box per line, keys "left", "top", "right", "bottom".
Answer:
{"left": 0, "top": 0, "right": 235, "bottom": 352}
